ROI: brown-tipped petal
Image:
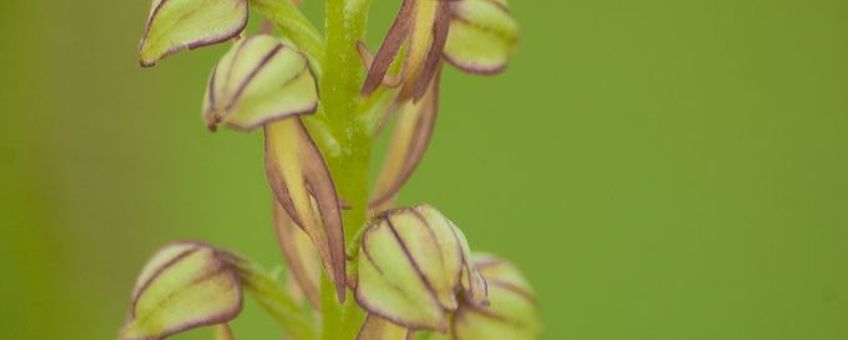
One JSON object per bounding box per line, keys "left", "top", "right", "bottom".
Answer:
{"left": 139, "top": 0, "right": 248, "bottom": 67}
{"left": 121, "top": 241, "right": 243, "bottom": 340}
{"left": 444, "top": 0, "right": 519, "bottom": 75}
{"left": 273, "top": 200, "right": 322, "bottom": 308}
{"left": 214, "top": 324, "right": 235, "bottom": 340}
{"left": 358, "top": 41, "right": 404, "bottom": 88}
{"left": 396, "top": 0, "right": 442, "bottom": 102}
{"left": 204, "top": 35, "right": 319, "bottom": 132}
{"left": 357, "top": 314, "right": 411, "bottom": 340}
{"left": 362, "top": 0, "right": 415, "bottom": 95}
{"left": 369, "top": 72, "right": 441, "bottom": 210}
{"left": 411, "top": 4, "right": 450, "bottom": 101}
{"left": 265, "top": 117, "right": 347, "bottom": 302}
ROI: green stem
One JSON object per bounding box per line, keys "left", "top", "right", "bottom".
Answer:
{"left": 319, "top": 0, "right": 377, "bottom": 339}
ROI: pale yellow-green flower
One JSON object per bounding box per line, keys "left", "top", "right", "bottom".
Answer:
{"left": 120, "top": 241, "right": 242, "bottom": 340}
{"left": 139, "top": 0, "right": 249, "bottom": 67}
{"left": 203, "top": 34, "right": 319, "bottom": 132}
{"left": 355, "top": 205, "right": 488, "bottom": 332}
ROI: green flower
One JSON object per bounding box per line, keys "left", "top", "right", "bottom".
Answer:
{"left": 120, "top": 241, "right": 243, "bottom": 340}
{"left": 202, "top": 34, "right": 319, "bottom": 132}
{"left": 139, "top": 0, "right": 249, "bottom": 67}
{"left": 355, "top": 205, "right": 488, "bottom": 332}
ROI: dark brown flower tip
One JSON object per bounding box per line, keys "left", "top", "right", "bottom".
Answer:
{"left": 139, "top": 0, "right": 249, "bottom": 67}
{"left": 264, "top": 117, "right": 347, "bottom": 302}
{"left": 369, "top": 71, "right": 441, "bottom": 211}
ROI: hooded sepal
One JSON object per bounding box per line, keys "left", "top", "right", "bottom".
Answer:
{"left": 264, "top": 117, "right": 347, "bottom": 302}
{"left": 370, "top": 71, "right": 441, "bottom": 211}
{"left": 204, "top": 35, "right": 319, "bottom": 132}
{"left": 355, "top": 204, "right": 487, "bottom": 332}
{"left": 444, "top": 0, "right": 519, "bottom": 74}
{"left": 120, "top": 241, "right": 243, "bottom": 340}
{"left": 139, "top": 0, "right": 248, "bottom": 67}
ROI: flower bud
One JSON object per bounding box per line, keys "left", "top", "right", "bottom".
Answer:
{"left": 139, "top": 0, "right": 248, "bottom": 67}
{"left": 449, "top": 254, "right": 541, "bottom": 340}
{"left": 355, "top": 204, "right": 487, "bottom": 332}
{"left": 444, "top": 0, "right": 519, "bottom": 74}
{"left": 203, "top": 35, "right": 319, "bottom": 132}
{"left": 120, "top": 241, "right": 243, "bottom": 340}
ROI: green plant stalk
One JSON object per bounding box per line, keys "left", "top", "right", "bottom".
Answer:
{"left": 319, "top": 0, "right": 375, "bottom": 339}
{"left": 250, "top": 0, "right": 376, "bottom": 338}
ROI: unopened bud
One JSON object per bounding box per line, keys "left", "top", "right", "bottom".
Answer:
{"left": 139, "top": 0, "right": 248, "bottom": 67}
{"left": 120, "top": 241, "right": 242, "bottom": 340}
{"left": 203, "top": 35, "right": 319, "bottom": 132}
{"left": 356, "top": 204, "right": 487, "bottom": 332}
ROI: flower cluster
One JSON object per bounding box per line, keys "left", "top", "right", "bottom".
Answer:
{"left": 120, "top": 0, "right": 536, "bottom": 339}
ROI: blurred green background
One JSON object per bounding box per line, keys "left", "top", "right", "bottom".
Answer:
{"left": 1, "top": 0, "right": 846, "bottom": 339}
